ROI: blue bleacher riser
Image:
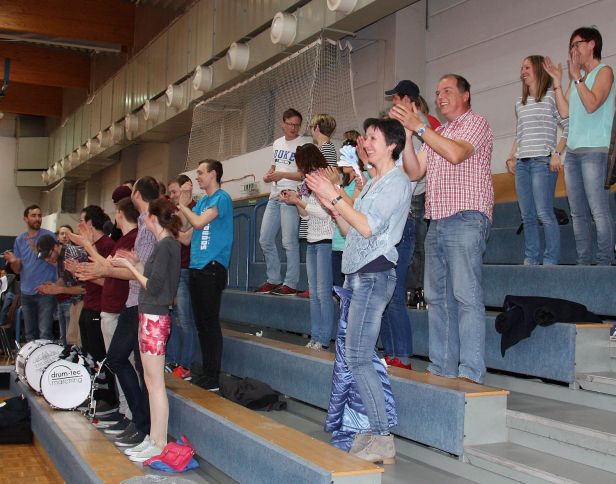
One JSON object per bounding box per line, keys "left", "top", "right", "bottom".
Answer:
{"left": 221, "top": 334, "right": 467, "bottom": 456}
{"left": 167, "top": 389, "right": 331, "bottom": 484}
{"left": 9, "top": 374, "right": 99, "bottom": 484}
{"left": 407, "top": 309, "right": 577, "bottom": 383}
{"left": 221, "top": 290, "right": 584, "bottom": 383}
{"left": 482, "top": 265, "right": 616, "bottom": 316}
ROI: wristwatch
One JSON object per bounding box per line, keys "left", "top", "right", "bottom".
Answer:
{"left": 331, "top": 195, "right": 343, "bottom": 206}
{"left": 417, "top": 124, "right": 427, "bottom": 137}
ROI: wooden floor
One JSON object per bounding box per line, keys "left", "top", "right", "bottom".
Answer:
{"left": 0, "top": 397, "right": 62, "bottom": 484}
{"left": 0, "top": 441, "right": 63, "bottom": 484}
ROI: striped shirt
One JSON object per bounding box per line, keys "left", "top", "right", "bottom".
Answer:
{"left": 299, "top": 141, "right": 338, "bottom": 239}
{"left": 515, "top": 89, "right": 568, "bottom": 159}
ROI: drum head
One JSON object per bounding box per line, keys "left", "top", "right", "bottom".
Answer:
{"left": 24, "top": 343, "right": 63, "bottom": 393}
{"left": 15, "top": 340, "right": 52, "bottom": 380}
{"left": 40, "top": 360, "right": 92, "bottom": 410}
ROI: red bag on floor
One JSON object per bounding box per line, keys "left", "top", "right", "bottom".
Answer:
{"left": 144, "top": 436, "right": 197, "bottom": 472}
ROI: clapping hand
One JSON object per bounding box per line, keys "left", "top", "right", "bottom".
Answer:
{"left": 543, "top": 56, "right": 563, "bottom": 87}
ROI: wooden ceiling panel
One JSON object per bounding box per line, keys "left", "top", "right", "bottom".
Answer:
{"left": 0, "top": 0, "right": 135, "bottom": 47}
{"left": 0, "top": 82, "right": 62, "bottom": 117}
{"left": 0, "top": 43, "right": 89, "bottom": 89}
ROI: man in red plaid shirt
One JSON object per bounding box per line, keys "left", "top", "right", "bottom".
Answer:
{"left": 391, "top": 74, "right": 494, "bottom": 384}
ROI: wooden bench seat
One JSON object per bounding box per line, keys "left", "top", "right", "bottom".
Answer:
{"left": 165, "top": 374, "right": 383, "bottom": 484}
{"left": 9, "top": 374, "right": 144, "bottom": 484}
{"left": 221, "top": 329, "right": 509, "bottom": 456}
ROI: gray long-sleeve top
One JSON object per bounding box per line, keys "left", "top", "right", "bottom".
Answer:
{"left": 138, "top": 236, "right": 181, "bottom": 315}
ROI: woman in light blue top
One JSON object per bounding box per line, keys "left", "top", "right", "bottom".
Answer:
{"left": 506, "top": 55, "right": 568, "bottom": 265}
{"left": 306, "top": 117, "right": 412, "bottom": 464}
{"left": 544, "top": 27, "right": 615, "bottom": 265}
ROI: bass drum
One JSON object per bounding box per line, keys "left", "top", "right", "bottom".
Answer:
{"left": 23, "top": 341, "right": 64, "bottom": 393}
{"left": 15, "top": 340, "right": 46, "bottom": 382}
{"left": 40, "top": 360, "right": 92, "bottom": 410}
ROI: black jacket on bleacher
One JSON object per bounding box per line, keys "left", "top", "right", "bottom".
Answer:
{"left": 495, "top": 295, "right": 603, "bottom": 356}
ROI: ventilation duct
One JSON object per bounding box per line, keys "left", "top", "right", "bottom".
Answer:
{"left": 166, "top": 84, "right": 184, "bottom": 109}
{"left": 143, "top": 99, "right": 161, "bottom": 122}
{"left": 226, "top": 42, "right": 250, "bottom": 72}
{"left": 193, "top": 65, "right": 213, "bottom": 93}
{"left": 270, "top": 12, "right": 297, "bottom": 46}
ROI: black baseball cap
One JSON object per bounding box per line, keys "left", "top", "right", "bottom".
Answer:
{"left": 36, "top": 234, "right": 59, "bottom": 260}
{"left": 385, "top": 80, "right": 420, "bottom": 99}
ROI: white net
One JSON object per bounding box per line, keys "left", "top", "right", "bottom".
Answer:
{"left": 185, "top": 38, "right": 359, "bottom": 171}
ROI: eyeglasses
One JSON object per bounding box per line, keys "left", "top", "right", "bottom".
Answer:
{"left": 569, "top": 40, "right": 587, "bottom": 50}
{"left": 284, "top": 122, "right": 301, "bottom": 129}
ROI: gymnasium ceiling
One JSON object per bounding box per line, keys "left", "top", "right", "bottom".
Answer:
{"left": 0, "top": 0, "right": 194, "bottom": 118}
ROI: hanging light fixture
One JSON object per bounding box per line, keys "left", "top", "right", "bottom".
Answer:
{"left": 192, "top": 65, "right": 213, "bottom": 92}
{"left": 327, "top": 0, "right": 358, "bottom": 14}
{"left": 97, "top": 129, "right": 113, "bottom": 149}
{"left": 166, "top": 84, "right": 184, "bottom": 109}
{"left": 125, "top": 113, "right": 138, "bottom": 136}
{"left": 143, "top": 99, "right": 160, "bottom": 122}
{"left": 270, "top": 12, "right": 297, "bottom": 46}
{"left": 226, "top": 42, "right": 250, "bottom": 72}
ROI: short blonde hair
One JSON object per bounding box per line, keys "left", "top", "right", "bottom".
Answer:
{"left": 310, "top": 114, "right": 336, "bottom": 137}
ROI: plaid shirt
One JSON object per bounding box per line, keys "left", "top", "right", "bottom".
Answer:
{"left": 423, "top": 109, "right": 494, "bottom": 221}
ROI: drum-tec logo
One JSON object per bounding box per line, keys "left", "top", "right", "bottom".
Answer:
{"left": 48, "top": 364, "right": 83, "bottom": 385}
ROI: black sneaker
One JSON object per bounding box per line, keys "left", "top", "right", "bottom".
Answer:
{"left": 114, "top": 429, "right": 147, "bottom": 447}
{"left": 92, "top": 411, "right": 122, "bottom": 429}
{"left": 193, "top": 376, "right": 220, "bottom": 392}
{"left": 112, "top": 422, "right": 136, "bottom": 441}
{"left": 103, "top": 417, "right": 131, "bottom": 435}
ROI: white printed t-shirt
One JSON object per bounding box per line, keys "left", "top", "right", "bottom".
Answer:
{"left": 269, "top": 135, "right": 310, "bottom": 199}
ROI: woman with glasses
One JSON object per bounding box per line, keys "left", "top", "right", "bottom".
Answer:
{"left": 544, "top": 27, "right": 615, "bottom": 265}
{"left": 306, "top": 118, "right": 412, "bottom": 464}
{"left": 505, "top": 55, "right": 568, "bottom": 265}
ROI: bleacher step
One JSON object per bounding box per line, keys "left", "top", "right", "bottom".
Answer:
{"left": 507, "top": 392, "right": 616, "bottom": 473}
{"left": 576, "top": 372, "right": 616, "bottom": 396}
{"left": 464, "top": 442, "right": 616, "bottom": 484}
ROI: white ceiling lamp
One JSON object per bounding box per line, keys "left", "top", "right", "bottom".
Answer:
{"left": 47, "top": 167, "right": 56, "bottom": 183}
{"left": 78, "top": 145, "right": 89, "bottom": 161}
{"left": 226, "top": 42, "right": 250, "bottom": 72}
{"left": 192, "top": 65, "right": 213, "bottom": 92}
{"left": 53, "top": 161, "right": 64, "bottom": 179}
{"left": 125, "top": 113, "right": 138, "bottom": 136}
{"left": 97, "top": 129, "right": 113, "bottom": 149}
{"left": 61, "top": 156, "right": 71, "bottom": 172}
{"left": 110, "top": 122, "right": 124, "bottom": 143}
{"left": 41, "top": 171, "right": 50, "bottom": 185}
{"left": 86, "top": 138, "right": 101, "bottom": 155}
{"left": 143, "top": 99, "right": 161, "bottom": 122}
{"left": 69, "top": 150, "right": 80, "bottom": 165}
{"left": 166, "top": 84, "right": 184, "bottom": 109}
{"left": 327, "top": 0, "right": 358, "bottom": 14}
{"left": 270, "top": 12, "right": 297, "bottom": 46}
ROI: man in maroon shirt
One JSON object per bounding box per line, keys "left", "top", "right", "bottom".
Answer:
{"left": 78, "top": 205, "right": 117, "bottom": 408}
{"left": 166, "top": 175, "right": 198, "bottom": 380}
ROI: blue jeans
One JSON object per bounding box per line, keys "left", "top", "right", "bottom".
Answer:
{"left": 344, "top": 269, "right": 397, "bottom": 434}
{"left": 259, "top": 198, "right": 300, "bottom": 288}
{"left": 21, "top": 294, "right": 56, "bottom": 342}
{"left": 57, "top": 299, "right": 72, "bottom": 346}
{"left": 565, "top": 151, "right": 614, "bottom": 265}
{"left": 425, "top": 211, "right": 490, "bottom": 383}
{"left": 306, "top": 242, "right": 334, "bottom": 346}
{"left": 515, "top": 156, "right": 560, "bottom": 265}
{"left": 408, "top": 193, "right": 427, "bottom": 289}
{"left": 167, "top": 269, "right": 199, "bottom": 368}
{"left": 380, "top": 215, "right": 416, "bottom": 357}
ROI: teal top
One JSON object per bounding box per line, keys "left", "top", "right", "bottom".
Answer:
{"left": 567, "top": 63, "right": 615, "bottom": 150}
{"left": 332, "top": 172, "right": 372, "bottom": 252}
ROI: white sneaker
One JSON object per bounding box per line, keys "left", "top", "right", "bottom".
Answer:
{"left": 128, "top": 440, "right": 163, "bottom": 463}
{"left": 305, "top": 340, "right": 317, "bottom": 349}
{"left": 124, "top": 435, "right": 151, "bottom": 456}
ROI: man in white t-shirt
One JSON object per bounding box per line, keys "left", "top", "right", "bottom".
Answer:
{"left": 256, "top": 108, "right": 310, "bottom": 295}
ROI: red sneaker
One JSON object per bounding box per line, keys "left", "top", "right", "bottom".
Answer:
{"left": 254, "top": 282, "right": 280, "bottom": 294}
{"left": 172, "top": 365, "right": 192, "bottom": 381}
{"left": 385, "top": 356, "right": 412, "bottom": 370}
{"left": 271, "top": 285, "right": 298, "bottom": 296}
{"left": 296, "top": 290, "right": 310, "bottom": 298}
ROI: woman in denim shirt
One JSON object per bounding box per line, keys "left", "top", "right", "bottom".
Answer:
{"left": 306, "top": 118, "right": 412, "bottom": 464}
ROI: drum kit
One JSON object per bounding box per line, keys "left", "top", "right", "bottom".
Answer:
{"left": 15, "top": 340, "right": 104, "bottom": 414}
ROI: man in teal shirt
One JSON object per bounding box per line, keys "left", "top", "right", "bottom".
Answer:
{"left": 178, "top": 159, "right": 233, "bottom": 391}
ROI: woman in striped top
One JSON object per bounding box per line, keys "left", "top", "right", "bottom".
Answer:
{"left": 281, "top": 144, "right": 335, "bottom": 350}
{"left": 506, "top": 55, "right": 568, "bottom": 265}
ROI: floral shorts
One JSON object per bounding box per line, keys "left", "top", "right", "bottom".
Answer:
{"left": 138, "top": 312, "right": 172, "bottom": 356}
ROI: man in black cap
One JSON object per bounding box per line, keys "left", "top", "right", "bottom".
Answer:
{"left": 370, "top": 80, "right": 429, "bottom": 371}
{"left": 35, "top": 234, "right": 87, "bottom": 345}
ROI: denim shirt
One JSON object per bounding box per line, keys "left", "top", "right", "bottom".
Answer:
{"left": 342, "top": 166, "right": 412, "bottom": 274}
